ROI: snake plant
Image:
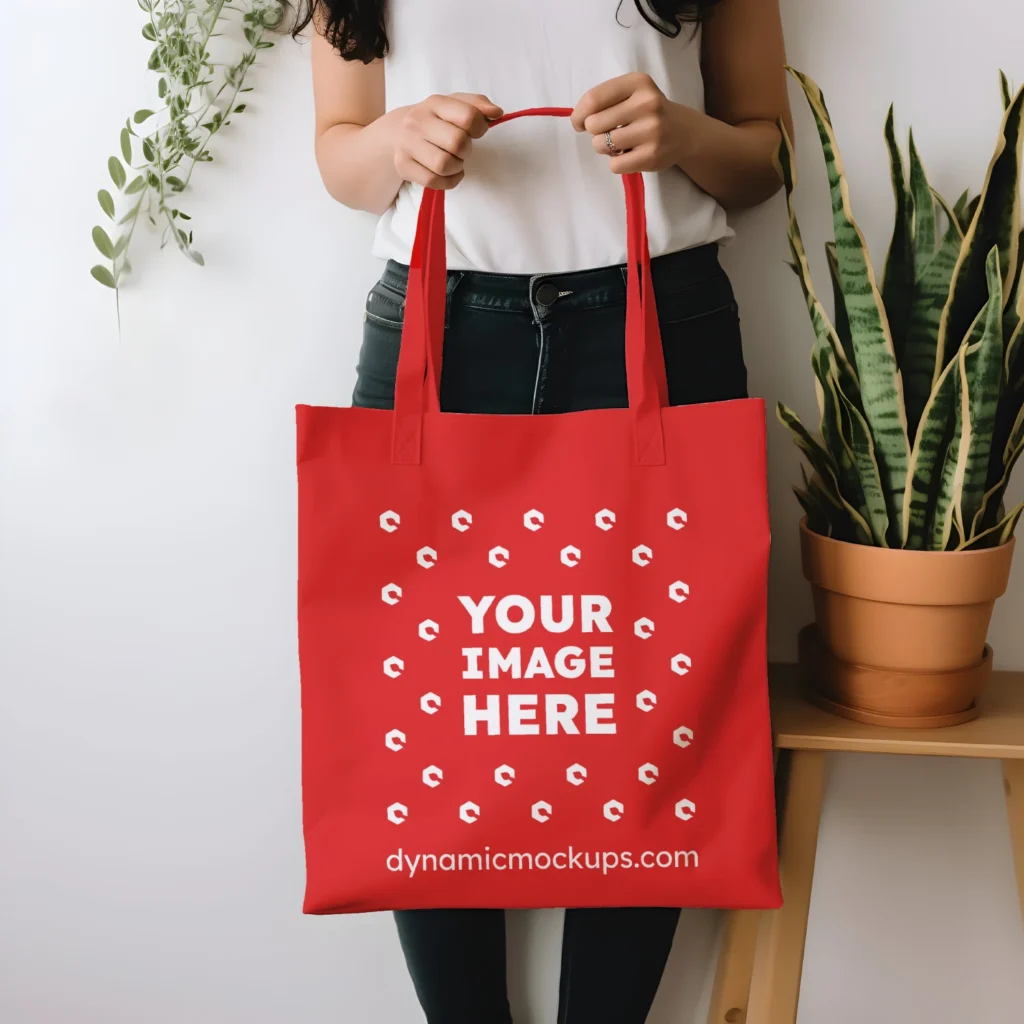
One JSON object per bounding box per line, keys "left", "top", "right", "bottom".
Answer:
{"left": 777, "top": 69, "right": 1024, "bottom": 550}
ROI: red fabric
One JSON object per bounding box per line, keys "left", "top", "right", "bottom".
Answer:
{"left": 296, "top": 110, "right": 780, "bottom": 914}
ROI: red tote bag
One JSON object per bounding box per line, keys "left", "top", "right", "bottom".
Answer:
{"left": 297, "top": 109, "right": 780, "bottom": 914}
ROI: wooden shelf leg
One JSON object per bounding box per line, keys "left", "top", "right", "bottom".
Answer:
{"left": 1003, "top": 760, "right": 1024, "bottom": 929}
{"left": 707, "top": 910, "right": 762, "bottom": 1024}
{"left": 746, "top": 749, "right": 827, "bottom": 1024}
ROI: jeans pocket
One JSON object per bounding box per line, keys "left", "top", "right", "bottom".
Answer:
{"left": 352, "top": 316, "right": 401, "bottom": 410}
{"left": 661, "top": 302, "right": 748, "bottom": 406}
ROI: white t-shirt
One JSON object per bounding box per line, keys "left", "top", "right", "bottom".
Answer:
{"left": 373, "top": 0, "right": 733, "bottom": 273}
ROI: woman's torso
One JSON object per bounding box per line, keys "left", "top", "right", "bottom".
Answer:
{"left": 374, "top": 0, "right": 733, "bottom": 274}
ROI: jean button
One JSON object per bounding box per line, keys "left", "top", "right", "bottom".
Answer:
{"left": 535, "top": 282, "right": 559, "bottom": 307}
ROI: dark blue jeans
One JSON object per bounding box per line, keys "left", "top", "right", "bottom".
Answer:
{"left": 352, "top": 244, "right": 747, "bottom": 1024}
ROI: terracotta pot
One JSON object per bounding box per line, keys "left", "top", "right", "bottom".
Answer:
{"left": 798, "top": 625, "right": 991, "bottom": 725}
{"left": 799, "top": 518, "right": 1014, "bottom": 721}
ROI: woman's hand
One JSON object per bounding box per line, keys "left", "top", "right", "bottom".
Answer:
{"left": 571, "top": 73, "right": 694, "bottom": 175}
{"left": 393, "top": 94, "right": 504, "bottom": 190}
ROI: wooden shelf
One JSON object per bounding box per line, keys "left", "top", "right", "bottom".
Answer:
{"left": 709, "top": 665, "right": 1024, "bottom": 1024}
{"left": 769, "top": 663, "right": 1024, "bottom": 760}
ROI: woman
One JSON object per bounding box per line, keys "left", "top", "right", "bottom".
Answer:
{"left": 297, "top": 1, "right": 790, "bottom": 1021}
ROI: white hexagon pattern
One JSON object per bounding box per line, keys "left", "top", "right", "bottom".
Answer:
{"left": 418, "top": 619, "right": 440, "bottom": 642}
{"left": 671, "top": 653, "right": 692, "bottom": 676}
{"left": 675, "top": 798, "right": 696, "bottom": 821}
{"left": 603, "top": 799, "right": 625, "bottom": 822}
{"left": 634, "top": 617, "right": 655, "bottom": 639}
{"left": 375, "top": 504, "right": 706, "bottom": 838}
{"left": 673, "top": 726, "right": 694, "bottom": 748}
{"left": 560, "top": 545, "right": 581, "bottom": 567}
{"left": 667, "top": 508, "right": 688, "bottom": 530}
{"left": 632, "top": 544, "right": 653, "bottom": 566}
{"left": 636, "top": 690, "right": 657, "bottom": 712}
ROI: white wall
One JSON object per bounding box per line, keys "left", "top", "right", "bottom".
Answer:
{"left": 2, "top": 1, "right": 1023, "bottom": 1021}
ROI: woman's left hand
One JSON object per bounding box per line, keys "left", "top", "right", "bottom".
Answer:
{"left": 571, "top": 73, "right": 695, "bottom": 174}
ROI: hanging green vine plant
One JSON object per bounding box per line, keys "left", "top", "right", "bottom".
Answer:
{"left": 91, "top": 0, "right": 287, "bottom": 292}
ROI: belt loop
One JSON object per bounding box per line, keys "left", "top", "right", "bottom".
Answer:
{"left": 444, "top": 272, "right": 464, "bottom": 329}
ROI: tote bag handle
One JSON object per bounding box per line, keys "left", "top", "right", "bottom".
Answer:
{"left": 391, "top": 107, "right": 668, "bottom": 466}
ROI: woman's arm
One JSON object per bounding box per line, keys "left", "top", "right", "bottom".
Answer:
{"left": 311, "top": 32, "right": 502, "bottom": 215}
{"left": 571, "top": 0, "right": 792, "bottom": 211}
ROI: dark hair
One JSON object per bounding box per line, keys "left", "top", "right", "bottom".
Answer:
{"left": 294, "top": 1, "right": 721, "bottom": 63}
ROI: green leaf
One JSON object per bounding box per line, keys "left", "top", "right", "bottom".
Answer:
{"left": 793, "top": 465, "right": 836, "bottom": 537}
{"left": 902, "top": 354, "right": 958, "bottom": 548}
{"left": 908, "top": 130, "right": 937, "bottom": 270}
{"left": 118, "top": 201, "right": 142, "bottom": 226}
{"left": 773, "top": 122, "right": 860, "bottom": 402}
{"left": 158, "top": 77, "right": 168, "bottom": 99}
{"left": 92, "top": 226, "right": 115, "bottom": 259}
{"left": 902, "top": 194, "right": 965, "bottom": 443}
{"left": 108, "top": 156, "right": 126, "bottom": 190}
{"left": 187, "top": 249, "right": 205, "bottom": 266}
{"left": 776, "top": 401, "right": 873, "bottom": 543}
{"left": 124, "top": 175, "right": 145, "bottom": 195}
{"left": 820, "top": 349, "right": 889, "bottom": 545}
{"left": 120, "top": 128, "right": 132, "bottom": 164}
{"left": 952, "top": 189, "right": 972, "bottom": 230}
{"left": 881, "top": 106, "right": 916, "bottom": 363}
{"left": 811, "top": 343, "right": 868, "bottom": 518}
{"left": 937, "top": 83, "right": 1024, "bottom": 379}
{"left": 113, "top": 234, "right": 130, "bottom": 259}
{"left": 142, "top": 22, "right": 156, "bottom": 41}
{"left": 90, "top": 265, "right": 116, "bottom": 289}
{"left": 788, "top": 68, "right": 910, "bottom": 545}
{"left": 166, "top": 175, "right": 185, "bottom": 191}
{"left": 825, "top": 242, "right": 854, "bottom": 369}
{"left": 958, "top": 249, "right": 1005, "bottom": 530}
{"left": 932, "top": 249, "right": 1005, "bottom": 548}
{"left": 961, "top": 194, "right": 982, "bottom": 233}
{"left": 961, "top": 501, "right": 1022, "bottom": 549}
{"left": 972, "top": 405, "right": 1024, "bottom": 536}
{"left": 142, "top": 139, "right": 155, "bottom": 162}
{"left": 1005, "top": 226, "right": 1024, "bottom": 341}
{"left": 931, "top": 348, "right": 969, "bottom": 550}
{"left": 97, "top": 189, "right": 115, "bottom": 219}
{"left": 133, "top": 109, "right": 155, "bottom": 124}
{"left": 234, "top": 104, "right": 247, "bottom": 113}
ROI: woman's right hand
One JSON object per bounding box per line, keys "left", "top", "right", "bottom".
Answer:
{"left": 392, "top": 94, "right": 504, "bottom": 190}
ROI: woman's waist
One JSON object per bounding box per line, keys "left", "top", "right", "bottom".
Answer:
{"left": 378, "top": 244, "right": 729, "bottom": 317}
